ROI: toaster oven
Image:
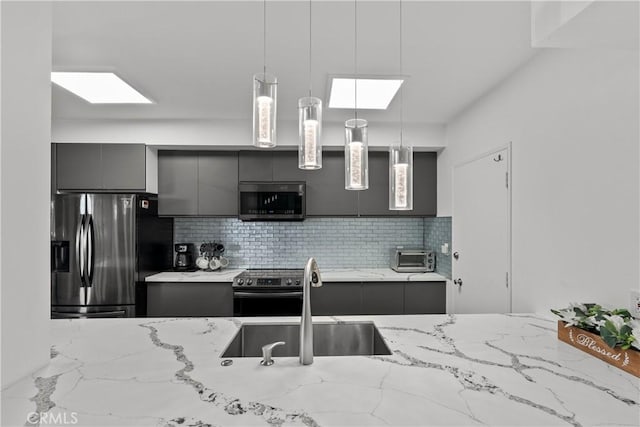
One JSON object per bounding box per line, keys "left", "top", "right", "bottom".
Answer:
{"left": 391, "top": 249, "right": 435, "bottom": 273}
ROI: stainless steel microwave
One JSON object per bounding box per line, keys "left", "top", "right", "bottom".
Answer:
{"left": 391, "top": 248, "right": 435, "bottom": 272}
{"left": 239, "top": 182, "right": 305, "bottom": 221}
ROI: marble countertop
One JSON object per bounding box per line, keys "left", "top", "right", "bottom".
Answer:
{"left": 146, "top": 268, "right": 447, "bottom": 283}
{"left": 3, "top": 314, "right": 638, "bottom": 426}
{"left": 145, "top": 269, "right": 245, "bottom": 283}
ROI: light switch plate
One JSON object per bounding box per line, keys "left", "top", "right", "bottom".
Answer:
{"left": 630, "top": 288, "right": 640, "bottom": 318}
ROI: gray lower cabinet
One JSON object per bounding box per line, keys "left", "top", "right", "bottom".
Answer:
{"left": 158, "top": 151, "right": 198, "bottom": 216}
{"left": 404, "top": 281, "right": 446, "bottom": 314}
{"left": 311, "top": 282, "right": 362, "bottom": 315}
{"left": 198, "top": 152, "right": 239, "bottom": 216}
{"left": 311, "top": 281, "right": 445, "bottom": 315}
{"left": 56, "top": 143, "right": 149, "bottom": 191}
{"left": 361, "top": 282, "right": 405, "bottom": 315}
{"left": 146, "top": 282, "right": 233, "bottom": 317}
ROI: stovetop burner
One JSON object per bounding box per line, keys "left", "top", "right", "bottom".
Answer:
{"left": 233, "top": 268, "right": 304, "bottom": 288}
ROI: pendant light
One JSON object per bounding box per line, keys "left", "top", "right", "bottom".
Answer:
{"left": 298, "top": 0, "right": 322, "bottom": 169}
{"left": 345, "top": 0, "right": 368, "bottom": 190}
{"left": 389, "top": 0, "right": 413, "bottom": 210}
{"left": 253, "top": 0, "right": 277, "bottom": 148}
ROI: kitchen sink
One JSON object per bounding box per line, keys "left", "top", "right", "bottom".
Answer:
{"left": 221, "top": 321, "right": 392, "bottom": 357}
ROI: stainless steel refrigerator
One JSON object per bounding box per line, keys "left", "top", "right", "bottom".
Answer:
{"left": 51, "top": 194, "right": 172, "bottom": 318}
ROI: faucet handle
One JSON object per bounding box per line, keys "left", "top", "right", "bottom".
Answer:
{"left": 260, "top": 341, "right": 285, "bottom": 366}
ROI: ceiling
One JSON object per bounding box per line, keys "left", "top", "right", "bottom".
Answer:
{"left": 52, "top": 1, "right": 536, "bottom": 124}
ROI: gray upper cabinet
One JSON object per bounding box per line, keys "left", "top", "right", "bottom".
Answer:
{"left": 158, "top": 151, "right": 198, "bottom": 216}
{"left": 56, "top": 143, "right": 102, "bottom": 190}
{"left": 273, "top": 151, "right": 358, "bottom": 216}
{"left": 357, "top": 152, "right": 390, "bottom": 216}
{"left": 101, "top": 144, "right": 147, "bottom": 190}
{"left": 358, "top": 151, "right": 437, "bottom": 217}
{"left": 306, "top": 152, "right": 358, "bottom": 216}
{"left": 238, "top": 151, "right": 273, "bottom": 181}
{"left": 198, "top": 152, "right": 239, "bottom": 216}
{"left": 398, "top": 152, "right": 437, "bottom": 217}
{"left": 55, "top": 143, "right": 156, "bottom": 192}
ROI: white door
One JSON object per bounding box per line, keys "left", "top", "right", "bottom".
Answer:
{"left": 452, "top": 147, "right": 511, "bottom": 313}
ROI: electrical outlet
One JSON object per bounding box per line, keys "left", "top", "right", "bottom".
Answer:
{"left": 630, "top": 289, "right": 640, "bottom": 318}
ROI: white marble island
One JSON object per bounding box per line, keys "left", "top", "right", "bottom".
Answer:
{"left": 2, "top": 314, "right": 639, "bottom": 427}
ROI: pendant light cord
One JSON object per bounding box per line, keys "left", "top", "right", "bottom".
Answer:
{"left": 399, "top": 0, "right": 403, "bottom": 147}
{"left": 309, "top": 0, "right": 312, "bottom": 97}
{"left": 263, "top": 0, "right": 267, "bottom": 78}
{"left": 354, "top": 0, "right": 358, "bottom": 120}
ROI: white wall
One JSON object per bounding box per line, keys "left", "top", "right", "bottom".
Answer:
{"left": 1, "top": 2, "right": 52, "bottom": 388}
{"left": 439, "top": 48, "right": 639, "bottom": 312}
{"left": 52, "top": 118, "right": 446, "bottom": 151}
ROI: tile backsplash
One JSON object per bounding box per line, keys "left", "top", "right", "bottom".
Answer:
{"left": 175, "top": 216, "right": 451, "bottom": 275}
{"left": 424, "top": 216, "right": 452, "bottom": 279}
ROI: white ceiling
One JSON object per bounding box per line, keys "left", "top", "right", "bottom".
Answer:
{"left": 52, "top": 1, "right": 537, "bottom": 124}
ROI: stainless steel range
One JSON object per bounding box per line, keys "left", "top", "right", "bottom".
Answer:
{"left": 232, "top": 269, "right": 304, "bottom": 316}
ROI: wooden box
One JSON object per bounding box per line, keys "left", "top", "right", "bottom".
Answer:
{"left": 557, "top": 321, "right": 640, "bottom": 378}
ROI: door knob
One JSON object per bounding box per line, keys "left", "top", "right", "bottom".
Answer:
{"left": 454, "top": 278, "right": 463, "bottom": 286}
{"left": 453, "top": 252, "right": 459, "bottom": 260}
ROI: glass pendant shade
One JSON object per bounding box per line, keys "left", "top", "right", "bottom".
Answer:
{"left": 389, "top": 145, "right": 413, "bottom": 210}
{"left": 298, "top": 97, "right": 322, "bottom": 169}
{"left": 344, "top": 118, "right": 369, "bottom": 190}
{"left": 252, "top": 73, "right": 277, "bottom": 148}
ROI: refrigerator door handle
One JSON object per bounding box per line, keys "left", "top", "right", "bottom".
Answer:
{"left": 76, "top": 214, "right": 86, "bottom": 288}
{"left": 86, "top": 214, "right": 95, "bottom": 287}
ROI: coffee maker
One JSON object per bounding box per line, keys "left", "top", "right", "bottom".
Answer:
{"left": 174, "top": 243, "right": 196, "bottom": 271}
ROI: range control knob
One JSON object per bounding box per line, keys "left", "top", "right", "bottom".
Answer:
{"left": 286, "top": 279, "right": 293, "bottom": 286}
{"left": 237, "top": 279, "right": 244, "bottom": 286}
{"left": 247, "top": 279, "right": 253, "bottom": 286}
{"left": 295, "top": 280, "right": 300, "bottom": 286}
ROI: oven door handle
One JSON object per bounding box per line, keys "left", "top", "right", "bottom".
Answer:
{"left": 233, "top": 291, "right": 303, "bottom": 298}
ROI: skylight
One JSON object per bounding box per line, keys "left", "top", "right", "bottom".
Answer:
{"left": 328, "top": 77, "right": 404, "bottom": 110}
{"left": 51, "top": 72, "right": 152, "bottom": 104}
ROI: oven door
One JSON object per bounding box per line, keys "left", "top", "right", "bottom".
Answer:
{"left": 233, "top": 289, "right": 303, "bottom": 316}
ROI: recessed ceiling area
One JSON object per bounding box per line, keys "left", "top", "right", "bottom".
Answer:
{"left": 52, "top": 1, "right": 536, "bottom": 124}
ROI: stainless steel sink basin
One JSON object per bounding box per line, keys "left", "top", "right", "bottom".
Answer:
{"left": 221, "top": 322, "right": 392, "bottom": 358}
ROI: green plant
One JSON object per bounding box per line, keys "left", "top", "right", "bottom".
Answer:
{"left": 552, "top": 303, "right": 639, "bottom": 351}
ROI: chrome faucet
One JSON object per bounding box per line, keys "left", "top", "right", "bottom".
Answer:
{"left": 300, "top": 257, "right": 322, "bottom": 365}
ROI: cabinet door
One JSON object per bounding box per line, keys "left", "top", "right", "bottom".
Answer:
{"left": 361, "top": 282, "right": 404, "bottom": 315}
{"left": 357, "top": 151, "right": 390, "bottom": 216}
{"left": 158, "top": 152, "right": 198, "bottom": 216}
{"left": 404, "top": 281, "right": 446, "bottom": 314}
{"left": 238, "top": 151, "right": 273, "bottom": 181}
{"left": 198, "top": 152, "right": 238, "bottom": 216}
{"left": 101, "top": 144, "right": 147, "bottom": 190}
{"left": 146, "top": 282, "right": 233, "bottom": 317}
{"left": 272, "top": 151, "right": 358, "bottom": 216}
{"left": 311, "top": 282, "right": 362, "bottom": 315}
{"left": 307, "top": 152, "right": 358, "bottom": 216}
{"left": 56, "top": 143, "right": 102, "bottom": 190}
{"left": 399, "top": 152, "right": 437, "bottom": 217}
